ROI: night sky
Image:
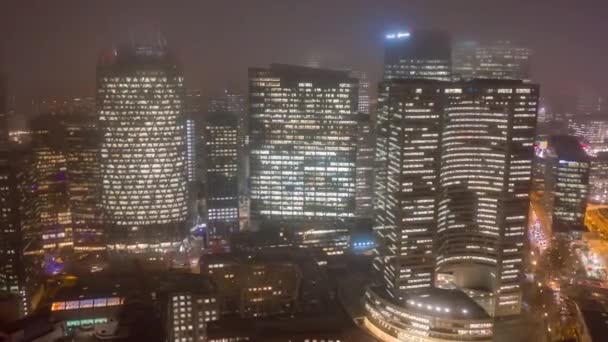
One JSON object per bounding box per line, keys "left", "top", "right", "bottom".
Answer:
{"left": 1, "top": 0, "right": 607, "bottom": 115}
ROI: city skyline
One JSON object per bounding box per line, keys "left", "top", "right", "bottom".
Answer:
{"left": 2, "top": 2, "right": 608, "bottom": 341}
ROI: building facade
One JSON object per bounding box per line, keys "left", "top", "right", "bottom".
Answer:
{"left": 542, "top": 136, "right": 590, "bottom": 235}
{"left": 248, "top": 64, "right": 358, "bottom": 222}
{"left": 199, "top": 111, "right": 240, "bottom": 245}
{"left": 452, "top": 40, "right": 532, "bottom": 82}
{"left": 355, "top": 114, "right": 374, "bottom": 219}
{"left": 97, "top": 45, "right": 188, "bottom": 250}
{"left": 370, "top": 79, "right": 538, "bottom": 334}
{"left": 383, "top": 30, "right": 452, "bottom": 81}
{"left": 349, "top": 70, "right": 370, "bottom": 114}
{"left": 568, "top": 114, "right": 608, "bottom": 144}
{"left": 436, "top": 81, "right": 538, "bottom": 317}
{"left": 64, "top": 115, "right": 103, "bottom": 252}
{"left": 373, "top": 80, "right": 444, "bottom": 300}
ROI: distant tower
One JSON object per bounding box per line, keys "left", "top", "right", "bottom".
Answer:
{"left": 249, "top": 64, "right": 358, "bottom": 222}
{"left": 453, "top": 40, "right": 532, "bottom": 82}
{"left": 349, "top": 70, "right": 370, "bottom": 115}
{"left": 97, "top": 44, "right": 188, "bottom": 250}
{"left": 383, "top": 30, "right": 452, "bottom": 81}
{"left": 542, "top": 136, "right": 590, "bottom": 235}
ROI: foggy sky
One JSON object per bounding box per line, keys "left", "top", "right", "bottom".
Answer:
{"left": 1, "top": 0, "right": 607, "bottom": 114}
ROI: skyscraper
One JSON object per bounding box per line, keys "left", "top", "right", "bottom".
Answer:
{"left": 349, "top": 70, "right": 370, "bottom": 114}
{"left": 590, "top": 152, "right": 608, "bottom": 205}
{"left": 567, "top": 114, "right": 608, "bottom": 144}
{"left": 452, "top": 40, "right": 532, "bottom": 82}
{"left": 63, "top": 114, "right": 103, "bottom": 252}
{"left": 373, "top": 80, "right": 444, "bottom": 299}
{"left": 355, "top": 114, "right": 374, "bottom": 219}
{"left": 208, "top": 90, "right": 249, "bottom": 229}
{"left": 199, "top": 111, "right": 239, "bottom": 244}
{"left": 436, "top": 80, "right": 538, "bottom": 317}
{"left": 383, "top": 30, "right": 452, "bottom": 81}
{"left": 185, "top": 89, "right": 203, "bottom": 184}
{"left": 249, "top": 64, "right": 358, "bottom": 222}
{"left": 542, "top": 136, "right": 590, "bottom": 235}
{"left": 367, "top": 79, "right": 538, "bottom": 340}
{"left": 97, "top": 44, "right": 188, "bottom": 250}
{"left": 0, "top": 73, "right": 27, "bottom": 317}
{"left": 23, "top": 114, "right": 73, "bottom": 254}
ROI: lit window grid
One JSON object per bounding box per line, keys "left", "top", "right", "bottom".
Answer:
{"left": 374, "top": 81, "right": 538, "bottom": 314}
{"left": 249, "top": 70, "right": 358, "bottom": 221}
{"left": 97, "top": 70, "right": 188, "bottom": 243}
{"left": 437, "top": 85, "right": 537, "bottom": 315}
{"left": 202, "top": 121, "right": 239, "bottom": 229}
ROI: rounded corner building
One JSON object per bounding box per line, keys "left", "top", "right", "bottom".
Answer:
{"left": 97, "top": 44, "right": 188, "bottom": 250}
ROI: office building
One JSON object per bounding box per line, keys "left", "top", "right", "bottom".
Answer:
{"left": 200, "top": 253, "right": 300, "bottom": 318}
{"left": 249, "top": 64, "right": 358, "bottom": 222}
{"left": 568, "top": 114, "right": 608, "bottom": 144}
{"left": 208, "top": 90, "right": 249, "bottom": 229}
{"left": 199, "top": 111, "right": 239, "bottom": 243}
{"left": 383, "top": 30, "right": 452, "bottom": 81}
{"left": 355, "top": 114, "right": 374, "bottom": 219}
{"left": 349, "top": 70, "right": 370, "bottom": 114}
{"left": 373, "top": 80, "right": 444, "bottom": 299}
{"left": 452, "top": 40, "right": 532, "bottom": 82}
{"left": 543, "top": 136, "right": 590, "bottom": 235}
{"left": 20, "top": 113, "right": 103, "bottom": 255}
{"left": 185, "top": 89, "right": 203, "bottom": 184}
{"left": 22, "top": 115, "right": 74, "bottom": 254}
{"left": 367, "top": 79, "right": 538, "bottom": 340}
{"left": 436, "top": 81, "right": 538, "bottom": 317}
{"left": 97, "top": 44, "right": 188, "bottom": 250}
{"left": 451, "top": 41, "right": 478, "bottom": 81}
{"left": 590, "top": 152, "right": 608, "bottom": 204}
{"left": 63, "top": 115, "right": 103, "bottom": 252}
{"left": 0, "top": 73, "right": 26, "bottom": 318}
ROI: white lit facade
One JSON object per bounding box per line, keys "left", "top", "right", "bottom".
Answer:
{"left": 355, "top": 114, "right": 374, "bottom": 219}
{"left": 97, "top": 46, "right": 188, "bottom": 249}
{"left": 372, "top": 80, "right": 538, "bottom": 319}
{"left": 436, "top": 82, "right": 538, "bottom": 317}
{"left": 249, "top": 64, "right": 358, "bottom": 221}
{"left": 373, "top": 80, "right": 443, "bottom": 300}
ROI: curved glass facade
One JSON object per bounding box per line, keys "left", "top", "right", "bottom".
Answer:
{"left": 364, "top": 287, "right": 493, "bottom": 342}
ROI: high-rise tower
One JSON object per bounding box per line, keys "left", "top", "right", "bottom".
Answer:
{"left": 248, "top": 64, "right": 358, "bottom": 222}
{"left": 383, "top": 30, "right": 452, "bottom": 81}
{"left": 97, "top": 44, "right": 188, "bottom": 250}
{"left": 452, "top": 41, "right": 532, "bottom": 82}
{"left": 436, "top": 81, "right": 538, "bottom": 317}
{"left": 199, "top": 110, "right": 240, "bottom": 244}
